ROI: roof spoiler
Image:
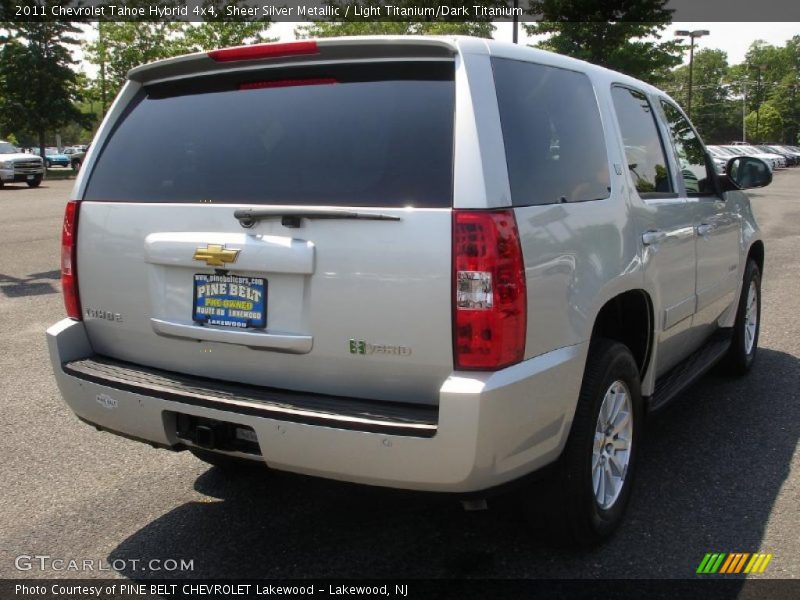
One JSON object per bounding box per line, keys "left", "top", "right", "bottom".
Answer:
{"left": 128, "top": 37, "right": 459, "bottom": 85}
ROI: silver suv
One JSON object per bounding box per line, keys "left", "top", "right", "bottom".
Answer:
{"left": 47, "top": 37, "right": 771, "bottom": 546}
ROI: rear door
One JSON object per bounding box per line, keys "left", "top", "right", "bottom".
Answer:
{"left": 77, "top": 60, "right": 456, "bottom": 405}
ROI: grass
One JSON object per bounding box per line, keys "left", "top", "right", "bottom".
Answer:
{"left": 44, "top": 167, "right": 77, "bottom": 180}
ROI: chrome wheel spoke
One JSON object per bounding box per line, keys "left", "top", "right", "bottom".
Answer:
{"left": 603, "top": 464, "right": 615, "bottom": 502}
{"left": 743, "top": 281, "right": 758, "bottom": 354}
{"left": 593, "top": 431, "right": 605, "bottom": 453}
{"left": 611, "top": 410, "right": 630, "bottom": 435}
{"left": 608, "top": 454, "right": 622, "bottom": 476}
{"left": 597, "top": 464, "right": 606, "bottom": 501}
{"left": 592, "top": 463, "right": 601, "bottom": 495}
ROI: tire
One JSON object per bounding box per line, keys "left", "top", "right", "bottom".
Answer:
{"left": 46, "top": 160, "right": 51, "bottom": 168}
{"left": 26, "top": 176, "right": 42, "bottom": 188}
{"left": 72, "top": 160, "right": 81, "bottom": 172}
{"left": 189, "top": 447, "right": 265, "bottom": 471}
{"left": 534, "top": 339, "right": 643, "bottom": 548}
{"left": 719, "top": 259, "right": 761, "bottom": 375}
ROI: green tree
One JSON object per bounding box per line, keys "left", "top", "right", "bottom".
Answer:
{"left": 745, "top": 102, "right": 783, "bottom": 143}
{"left": 665, "top": 49, "right": 740, "bottom": 143}
{"left": 297, "top": 1, "right": 497, "bottom": 38}
{"left": 183, "top": 1, "right": 273, "bottom": 52}
{"left": 85, "top": 20, "right": 189, "bottom": 110}
{"left": 524, "top": 0, "right": 683, "bottom": 85}
{"left": 728, "top": 37, "right": 800, "bottom": 143}
{"left": 0, "top": 17, "right": 89, "bottom": 159}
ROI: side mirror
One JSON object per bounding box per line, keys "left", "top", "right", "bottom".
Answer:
{"left": 721, "top": 156, "right": 772, "bottom": 192}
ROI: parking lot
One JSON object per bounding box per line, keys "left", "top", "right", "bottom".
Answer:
{"left": 0, "top": 173, "right": 798, "bottom": 580}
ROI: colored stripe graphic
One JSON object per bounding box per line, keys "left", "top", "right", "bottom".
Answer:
{"left": 697, "top": 553, "right": 727, "bottom": 574}
{"left": 697, "top": 553, "right": 714, "bottom": 574}
{"left": 733, "top": 553, "right": 750, "bottom": 573}
{"left": 699, "top": 553, "right": 773, "bottom": 574}
{"left": 719, "top": 554, "right": 737, "bottom": 574}
{"left": 758, "top": 554, "right": 773, "bottom": 573}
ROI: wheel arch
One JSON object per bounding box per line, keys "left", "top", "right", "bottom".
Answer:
{"left": 589, "top": 289, "right": 654, "bottom": 381}
{"left": 748, "top": 240, "right": 764, "bottom": 274}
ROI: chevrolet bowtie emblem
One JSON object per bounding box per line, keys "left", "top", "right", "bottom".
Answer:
{"left": 192, "top": 244, "right": 240, "bottom": 267}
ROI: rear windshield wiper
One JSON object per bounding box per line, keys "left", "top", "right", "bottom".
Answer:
{"left": 234, "top": 207, "right": 402, "bottom": 229}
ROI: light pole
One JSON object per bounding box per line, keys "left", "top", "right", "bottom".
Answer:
{"left": 512, "top": 0, "right": 519, "bottom": 44}
{"left": 675, "top": 29, "right": 710, "bottom": 119}
{"left": 752, "top": 64, "right": 766, "bottom": 144}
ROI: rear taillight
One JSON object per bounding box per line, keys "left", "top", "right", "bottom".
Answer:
{"left": 208, "top": 41, "right": 319, "bottom": 62}
{"left": 453, "top": 210, "right": 526, "bottom": 370}
{"left": 61, "top": 200, "right": 81, "bottom": 320}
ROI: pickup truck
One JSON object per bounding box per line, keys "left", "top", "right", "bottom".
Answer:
{"left": 47, "top": 37, "right": 771, "bottom": 547}
{"left": 0, "top": 140, "right": 44, "bottom": 188}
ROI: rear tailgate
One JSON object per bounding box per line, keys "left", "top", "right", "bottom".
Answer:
{"left": 76, "top": 57, "right": 455, "bottom": 405}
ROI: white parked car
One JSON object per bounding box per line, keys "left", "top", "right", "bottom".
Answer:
{"left": 723, "top": 145, "right": 784, "bottom": 170}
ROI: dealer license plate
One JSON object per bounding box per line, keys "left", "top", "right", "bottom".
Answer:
{"left": 192, "top": 273, "right": 266, "bottom": 329}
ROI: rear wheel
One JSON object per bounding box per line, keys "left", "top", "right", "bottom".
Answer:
{"left": 719, "top": 259, "right": 761, "bottom": 375}
{"left": 532, "top": 339, "right": 643, "bottom": 547}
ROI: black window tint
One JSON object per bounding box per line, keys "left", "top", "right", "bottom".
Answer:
{"left": 84, "top": 62, "right": 454, "bottom": 207}
{"left": 492, "top": 58, "right": 610, "bottom": 206}
{"left": 610, "top": 86, "right": 673, "bottom": 197}
{"left": 660, "top": 100, "right": 714, "bottom": 195}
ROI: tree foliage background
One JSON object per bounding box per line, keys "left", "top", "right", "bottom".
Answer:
{"left": 0, "top": 15, "right": 89, "bottom": 154}
{"left": 525, "top": 0, "right": 683, "bottom": 85}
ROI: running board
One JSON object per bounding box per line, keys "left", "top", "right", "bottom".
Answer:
{"left": 647, "top": 328, "right": 733, "bottom": 413}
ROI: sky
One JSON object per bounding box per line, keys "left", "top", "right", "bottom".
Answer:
{"left": 74, "top": 21, "right": 800, "bottom": 78}
{"left": 272, "top": 21, "right": 800, "bottom": 65}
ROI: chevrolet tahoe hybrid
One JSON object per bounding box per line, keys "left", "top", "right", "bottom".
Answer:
{"left": 47, "top": 37, "right": 771, "bottom": 546}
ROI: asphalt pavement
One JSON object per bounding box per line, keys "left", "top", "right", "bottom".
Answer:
{"left": 0, "top": 172, "right": 798, "bottom": 580}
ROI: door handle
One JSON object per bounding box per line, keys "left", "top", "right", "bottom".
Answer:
{"left": 697, "top": 223, "right": 715, "bottom": 237}
{"left": 642, "top": 230, "right": 667, "bottom": 246}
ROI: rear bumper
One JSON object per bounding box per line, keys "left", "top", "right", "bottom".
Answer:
{"left": 47, "top": 318, "right": 587, "bottom": 493}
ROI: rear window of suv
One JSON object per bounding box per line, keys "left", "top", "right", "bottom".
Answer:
{"left": 84, "top": 62, "right": 454, "bottom": 208}
{"left": 492, "top": 57, "right": 611, "bottom": 206}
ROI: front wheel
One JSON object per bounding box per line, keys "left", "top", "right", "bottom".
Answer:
{"left": 533, "top": 339, "right": 643, "bottom": 547}
{"left": 719, "top": 259, "right": 761, "bottom": 375}
{"left": 26, "top": 176, "right": 42, "bottom": 188}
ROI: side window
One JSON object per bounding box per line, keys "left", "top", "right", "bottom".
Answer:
{"left": 610, "top": 86, "right": 673, "bottom": 197}
{"left": 660, "top": 100, "right": 715, "bottom": 195}
{"left": 492, "top": 58, "right": 610, "bottom": 206}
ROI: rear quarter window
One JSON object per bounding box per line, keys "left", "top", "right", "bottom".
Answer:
{"left": 84, "top": 62, "right": 455, "bottom": 208}
{"left": 491, "top": 57, "right": 611, "bottom": 206}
